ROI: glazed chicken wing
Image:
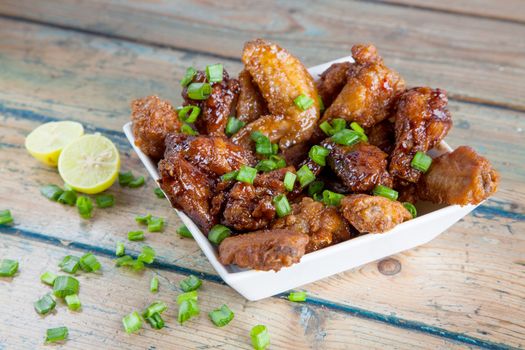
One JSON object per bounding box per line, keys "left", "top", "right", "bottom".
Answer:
{"left": 232, "top": 39, "right": 320, "bottom": 149}
{"left": 326, "top": 141, "right": 393, "bottom": 193}
{"left": 316, "top": 61, "right": 352, "bottom": 108}
{"left": 218, "top": 229, "right": 309, "bottom": 271}
{"left": 417, "top": 146, "right": 499, "bottom": 205}
{"left": 236, "top": 69, "right": 269, "bottom": 123}
{"left": 389, "top": 87, "right": 452, "bottom": 183}
{"left": 341, "top": 194, "right": 412, "bottom": 233}
{"left": 272, "top": 197, "right": 353, "bottom": 253}
{"left": 131, "top": 96, "right": 181, "bottom": 160}
{"left": 182, "top": 69, "right": 240, "bottom": 136}
{"left": 218, "top": 167, "right": 290, "bottom": 231}
{"left": 321, "top": 44, "right": 405, "bottom": 128}
{"left": 366, "top": 119, "right": 395, "bottom": 154}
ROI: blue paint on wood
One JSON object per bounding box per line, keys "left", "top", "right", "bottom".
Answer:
{"left": 473, "top": 205, "right": 525, "bottom": 221}
{"left": 0, "top": 225, "right": 517, "bottom": 349}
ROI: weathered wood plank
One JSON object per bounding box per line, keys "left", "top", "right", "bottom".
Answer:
{"left": 0, "top": 234, "right": 472, "bottom": 350}
{"left": 379, "top": 0, "right": 525, "bottom": 23}
{"left": 0, "top": 1, "right": 524, "bottom": 109}
{"left": 1, "top": 18, "right": 524, "bottom": 348}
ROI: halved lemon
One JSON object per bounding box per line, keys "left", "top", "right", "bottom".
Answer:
{"left": 25, "top": 121, "right": 84, "bottom": 166}
{"left": 58, "top": 134, "right": 120, "bottom": 194}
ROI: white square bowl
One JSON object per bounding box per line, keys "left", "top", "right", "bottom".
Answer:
{"left": 123, "top": 57, "right": 478, "bottom": 301}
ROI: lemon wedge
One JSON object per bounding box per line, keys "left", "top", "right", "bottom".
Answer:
{"left": 25, "top": 121, "right": 84, "bottom": 166}
{"left": 58, "top": 134, "right": 120, "bottom": 194}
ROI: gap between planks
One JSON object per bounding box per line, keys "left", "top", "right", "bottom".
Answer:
{"left": 0, "top": 13, "right": 524, "bottom": 114}
{"left": 0, "top": 225, "right": 517, "bottom": 350}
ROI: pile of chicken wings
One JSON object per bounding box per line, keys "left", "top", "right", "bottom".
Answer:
{"left": 131, "top": 39, "right": 499, "bottom": 271}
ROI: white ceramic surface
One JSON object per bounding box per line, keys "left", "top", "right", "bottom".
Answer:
{"left": 123, "top": 57, "right": 478, "bottom": 301}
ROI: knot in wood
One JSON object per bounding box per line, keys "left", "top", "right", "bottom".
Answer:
{"left": 377, "top": 258, "right": 401, "bottom": 275}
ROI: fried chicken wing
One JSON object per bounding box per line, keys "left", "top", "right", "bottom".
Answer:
{"left": 417, "top": 146, "right": 499, "bottom": 205}
{"left": 327, "top": 141, "right": 393, "bottom": 193}
{"left": 366, "top": 119, "right": 395, "bottom": 154}
{"left": 389, "top": 87, "right": 452, "bottom": 183}
{"left": 164, "top": 133, "right": 256, "bottom": 177}
{"left": 131, "top": 96, "right": 181, "bottom": 160}
{"left": 158, "top": 154, "right": 216, "bottom": 232}
{"left": 182, "top": 69, "right": 240, "bottom": 136}
{"left": 272, "top": 197, "right": 353, "bottom": 253}
{"left": 316, "top": 62, "right": 352, "bottom": 108}
{"left": 321, "top": 44, "right": 405, "bottom": 128}
{"left": 232, "top": 39, "right": 320, "bottom": 149}
{"left": 341, "top": 194, "right": 412, "bottom": 233}
{"left": 218, "top": 229, "right": 309, "bottom": 271}
{"left": 219, "top": 167, "right": 290, "bottom": 231}
{"left": 236, "top": 69, "right": 269, "bottom": 123}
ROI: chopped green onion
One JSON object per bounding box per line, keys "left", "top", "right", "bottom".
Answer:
{"left": 177, "top": 290, "right": 198, "bottom": 304}
{"left": 331, "top": 129, "right": 360, "bottom": 146}
{"left": 180, "top": 67, "right": 197, "bottom": 87}
{"left": 255, "top": 159, "right": 278, "bottom": 172}
{"left": 296, "top": 165, "right": 316, "bottom": 187}
{"left": 180, "top": 275, "right": 202, "bottom": 292}
{"left": 0, "top": 259, "right": 18, "bottom": 277}
{"left": 119, "top": 171, "right": 134, "bottom": 186}
{"left": 59, "top": 255, "right": 80, "bottom": 274}
{"left": 0, "top": 209, "right": 13, "bottom": 225}
{"left": 176, "top": 225, "right": 193, "bottom": 238}
{"left": 288, "top": 291, "right": 307, "bottom": 302}
{"left": 128, "top": 176, "right": 145, "bottom": 188}
{"left": 250, "top": 131, "right": 265, "bottom": 142}
{"left": 251, "top": 325, "right": 270, "bottom": 350}
{"left": 308, "top": 181, "right": 324, "bottom": 197}
{"left": 45, "top": 326, "right": 68, "bottom": 343}
{"left": 53, "top": 275, "right": 80, "bottom": 298}
{"left": 270, "top": 155, "right": 286, "bottom": 168}
{"left": 236, "top": 165, "right": 257, "bottom": 185}
{"left": 128, "top": 230, "right": 144, "bottom": 241}
{"left": 411, "top": 151, "right": 432, "bottom": 173}
{"left": 331, "top": 119, "right": 347, "bottom": 133}
{"left": 138, "top": 246, "right": 156, "bottom": 264}
{"left": 350, "top": 122, "right": 365, "bottom": 134}
{"left": 312, "top": 193, "right": 323, "bottom": 201}
{"left": 147, "top": 216, "right": 165, "bottom": 232}
{"left": 322, "top": 190, "right": 345, "bottom": 207}
{"left": 251, "top": 132, "right": 273, "bottom": 155}
{"left": 403, "top": 202, "right": 418, "bottom": 218}
{"left": 318, "top": 96, "right": 325, "bottom": 113}
{"left": 206, "top": 63, "right": 224, "bottom": 83}
{"left": 181, "top": 122, "right": 199, "bottom": 135}
{"left": 221, "top": 170, "right": 239, "bottom": 181}
{"left": 65, "top": 294, "right": 81, "bottom": 311}
{"left": 116, "top": 242, "right": 125, "bottom": 256}
{"left": 208, "top": 224, "right": 231, "bottom": 245}
{"left": 209, "top": 304, "right": 234, "bottom": 327}
{"left": 79, "top": 253, "right": 101, "bottom": 272}
{"left": 178, "top": 105, "right": 201, "bottom": 123}
{"left": 150, "top": 276, "right": 159, "bottom": 293}
{"left": 57, "top": 190, "right": 77, "bottom": 206}
{"left": 96, "top": 194, "right": 114, "bottom": 208}
{"left": 122, "top": 311, "right": 142, "bottom": 334}
{"left": 187, "top": 82, "right": 212, "bottom": 100}
{"left": 135, "top": 214, "right": 152, "bottom": 224}
{"left": 143, "top": 301, "right": 168, "bottom": 318}
{"left": 145, "top": 313, "right": 165, "bottom": 329}
{"left": 373, "top": 185, "right": 399, "bottom": 201}
{"left": 115, "top": 255, "right": 133, "bottom": 267}
{"left": 76, "top": 196, "right": 93, "bottom": 219}
{"left": 154, "top": 188, "right": 165, "bottom": 199}
{"left": 178, "top": 299, "right": 199, "bottom": 324}
{"left": 40, "top": 271, "right": 58, "bottom": 286}
{"left": 309, "top": 145, "right": 330, "bottom": 166}
{"left": 273, "top": 194, "right": 291, "bottom": 218}
{"left": 40, "top": 185, "right": 64, "bottom": 201}
{"left": 319, "top": 121, "right": 333, "bottom": 136}
{"left": 34, "top": 294, "right": 56, "bottom": 315}
{"left": 293, "top": 94, "right": 314, "bottom": 110}
{"left": 283, "top": 172, "right": 297, "bottom": 192}
{"left": 225, "top": 116, "right": 246, "bottom": 136}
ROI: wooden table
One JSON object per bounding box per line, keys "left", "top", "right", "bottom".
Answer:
{"left": 0, "top": 1, "right": 523, "bottom": 349}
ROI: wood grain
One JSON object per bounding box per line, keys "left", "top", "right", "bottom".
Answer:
{"left": 0, "top": 234, "right": 473, "bottom": 350}
{"left": 0, "top": 17, "right": 524, "bottom": 348}
{"left": 379, "top": 0, "right": 525, "bottom": 23}
{"left": 0, "top": 0, "right": 524, "bottom": 110}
